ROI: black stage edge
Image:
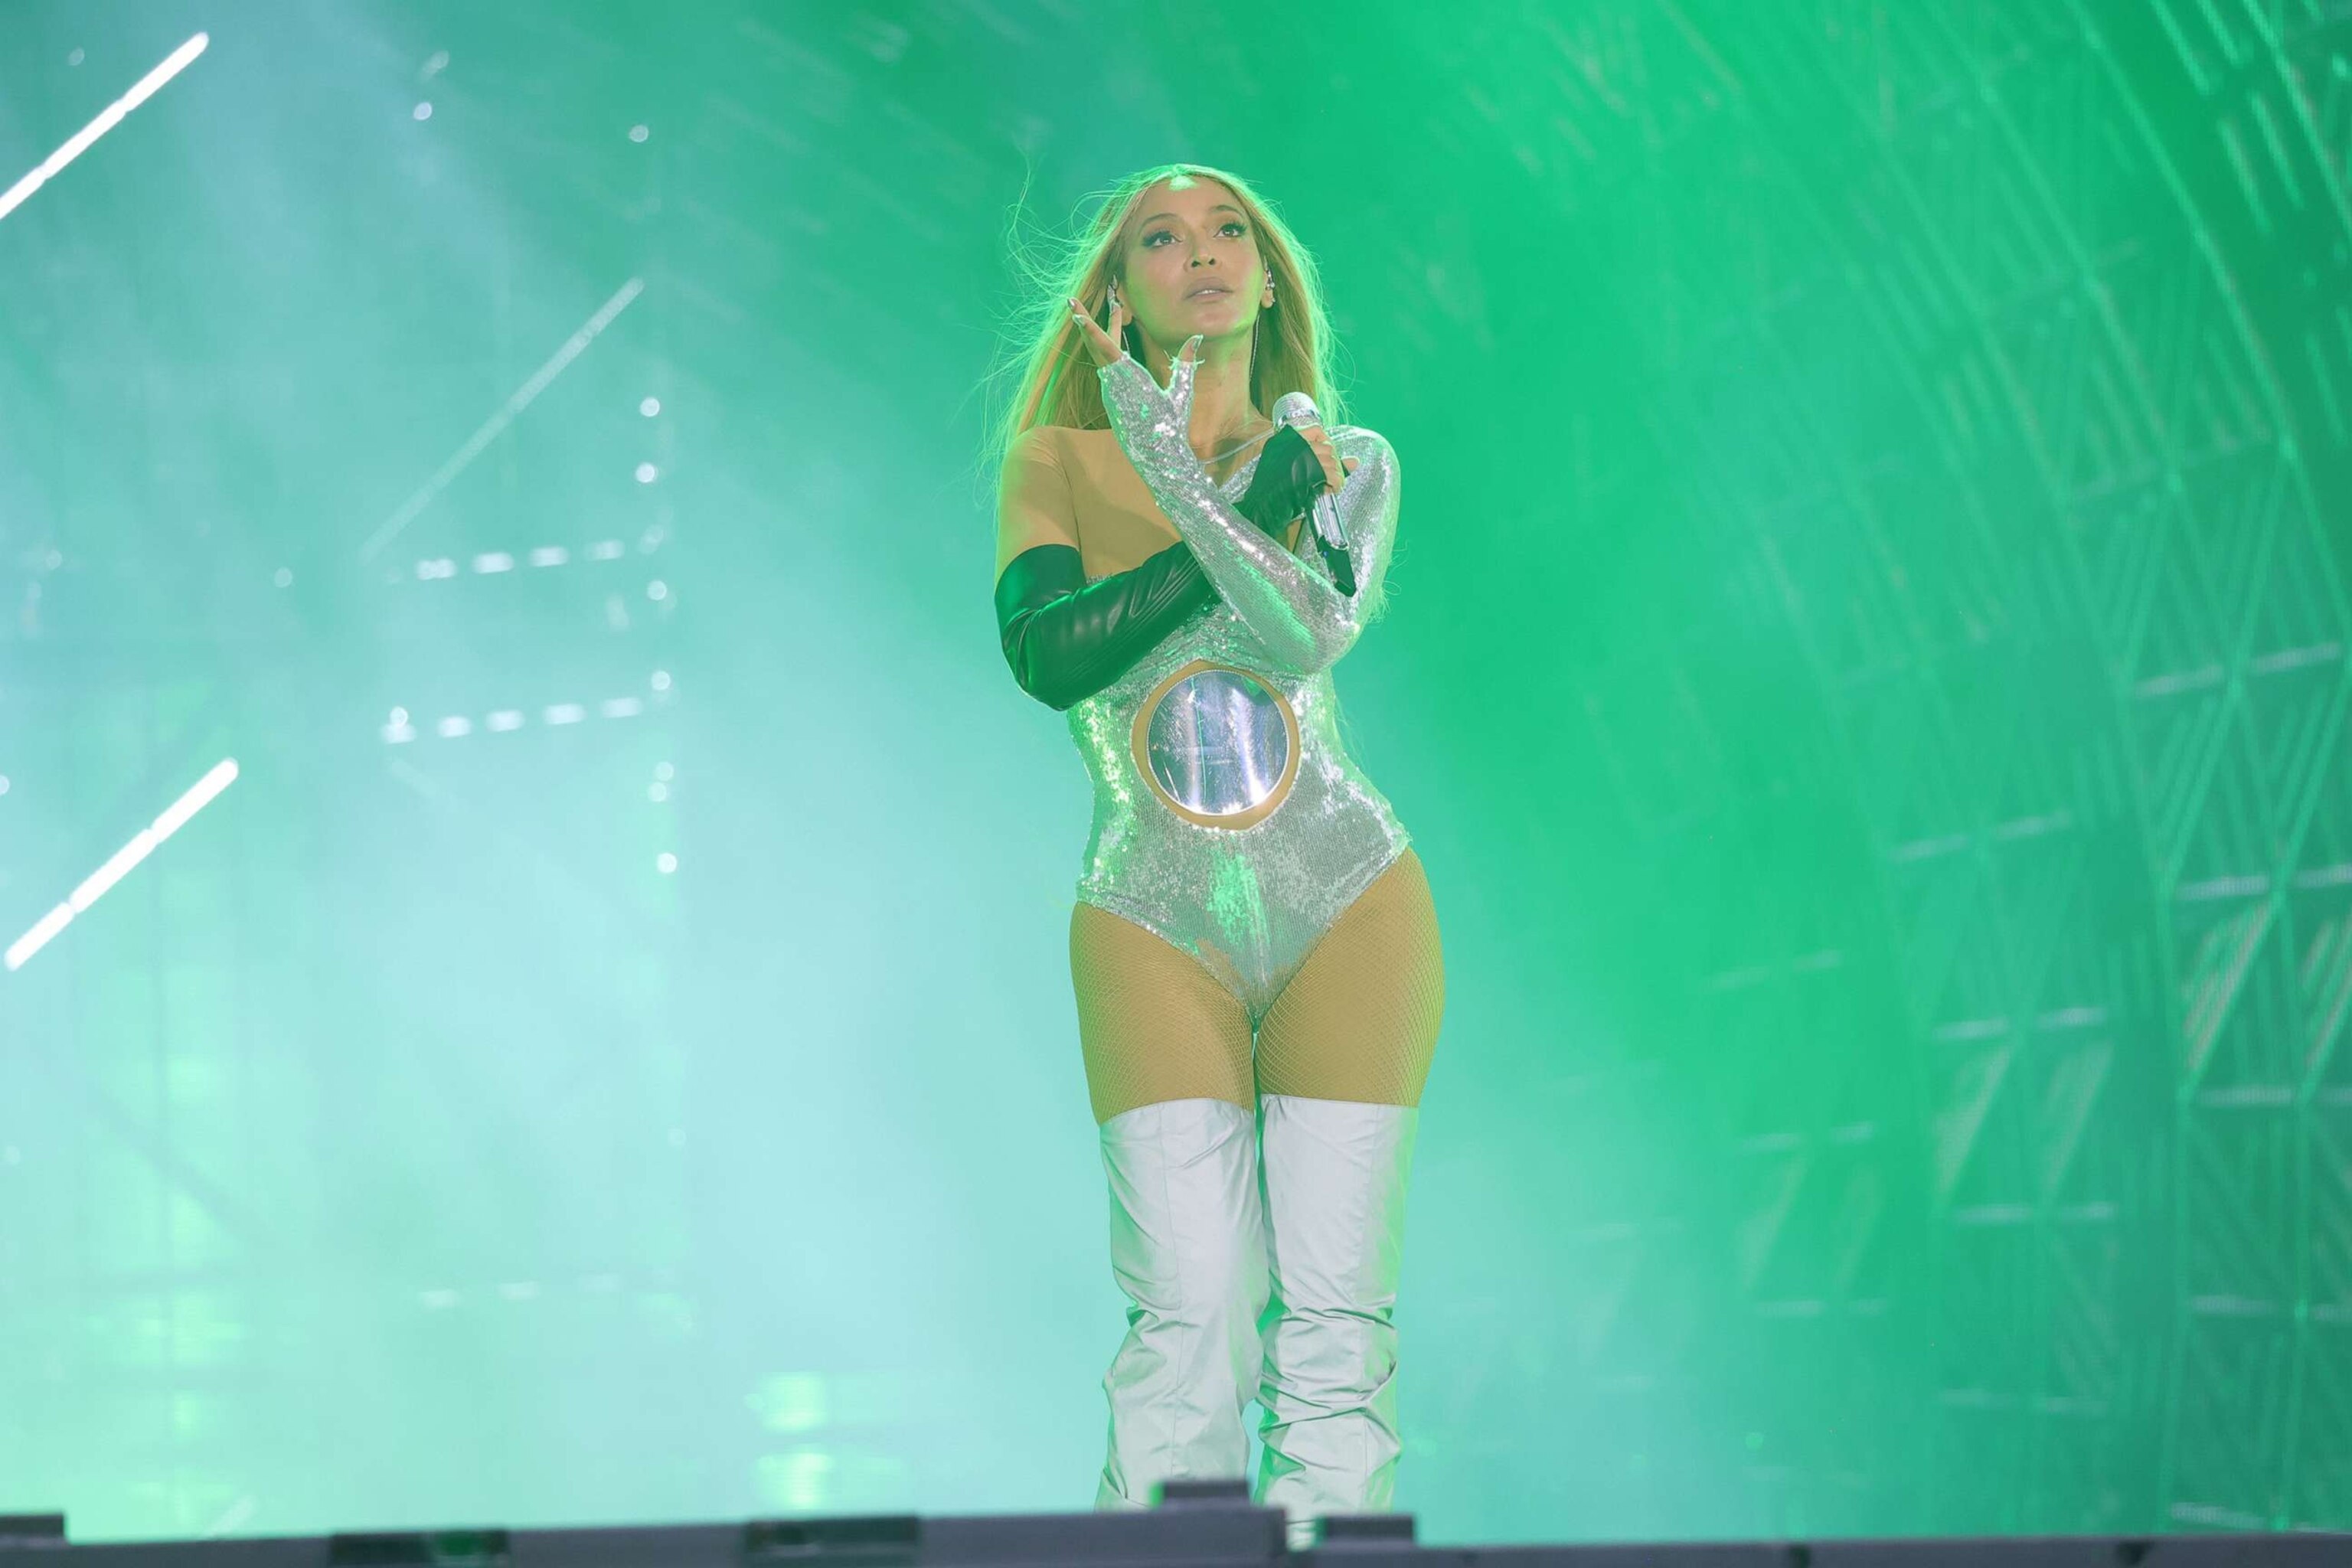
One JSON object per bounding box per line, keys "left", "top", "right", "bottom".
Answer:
{"left": 8, "top": 1484, "right": 2348, "bottom": 1568}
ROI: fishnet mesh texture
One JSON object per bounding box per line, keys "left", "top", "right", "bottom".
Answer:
{"left": 1070, "top": 848, "right": 1442, "bottom": 1123}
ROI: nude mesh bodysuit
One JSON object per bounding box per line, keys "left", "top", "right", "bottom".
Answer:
{"left": 996, "top": 343, "right": 1413, "bottom": 1029}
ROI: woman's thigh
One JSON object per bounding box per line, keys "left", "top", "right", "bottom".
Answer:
{"left": 1070, "top": 901, "right": 1255, "bottom": 1125}
{"left": 1254, "top": 847, "right": 1445, "bottom": 1106}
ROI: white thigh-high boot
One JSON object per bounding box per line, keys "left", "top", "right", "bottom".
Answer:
{"left": 1251, "top": 1093, "right": 1419, "bottom": 1546}
{"left": 1094, "top": 1096, "right": 1271, "bottom": 1509}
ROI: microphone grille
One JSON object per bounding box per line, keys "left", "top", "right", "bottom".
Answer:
{"left": 1271, "top": 391, "right": 1322, "bottom": 428}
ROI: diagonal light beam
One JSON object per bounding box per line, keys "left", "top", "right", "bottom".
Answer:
{"left": 0, "top": 33, "right": 210, "bottom": 224}
{"left": 5, "top": 758, "right": 239, "bottom": 972}
{"left": 358, "top": 276, "right": 647, "bottom": 564}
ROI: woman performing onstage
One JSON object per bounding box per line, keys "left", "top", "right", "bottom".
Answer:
{"left": 987, "top": 164, "right": 1445, "bottom": 1543}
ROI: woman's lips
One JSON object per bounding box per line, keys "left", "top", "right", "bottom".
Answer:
{"left": 1187, "top": 286, "right": 1231, "bottom": 300}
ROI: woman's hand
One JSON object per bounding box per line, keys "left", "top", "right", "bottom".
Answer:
{"left": 1070, "top": 292, "right": 1357, "bottom": 492}
{"left": 1294, "top": 424, "right": 1359, "bottom": 496}
{"left": 1067, "top": 292, "right": 1130, "bottom": 369}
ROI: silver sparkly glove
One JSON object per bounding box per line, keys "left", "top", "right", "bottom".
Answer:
{"left": 1096, "top": 335, "right": 1400, "bottom": 677}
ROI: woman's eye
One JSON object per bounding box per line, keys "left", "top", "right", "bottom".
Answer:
{"left": 1142, "top": 222, "right": 1248, "bottom": 247}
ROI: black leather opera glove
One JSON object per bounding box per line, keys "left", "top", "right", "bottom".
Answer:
{"left": 1236, "top": 423, "right": 1357, "bottom": 594}
{"left": 995, "top": 425, "right": 1341, "bottom": 714}
{"left": 995, "top": 541, "right": 1218, "bottom": 712}
{"left": 1098, "top": 346, "right": 1398, "bottom": 676}
{"left": 1233, "top": 425, "right": 1326, "bottom": 537}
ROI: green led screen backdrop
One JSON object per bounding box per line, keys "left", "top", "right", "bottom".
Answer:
{"left": 3, "top": 0, "right": 2350, "bottom": 1547}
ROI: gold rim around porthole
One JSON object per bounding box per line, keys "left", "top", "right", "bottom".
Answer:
{"left": 1129, "top": 658, "right": 1302, "bottom": 831}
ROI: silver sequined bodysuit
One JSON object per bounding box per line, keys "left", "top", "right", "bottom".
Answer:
{"left": 1069, "top": 339, "right": 1410, "bottom": 1027}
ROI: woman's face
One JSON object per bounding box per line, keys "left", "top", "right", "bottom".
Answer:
{"left": 1114, "top": 177, "right": 1266, "bottom": 354}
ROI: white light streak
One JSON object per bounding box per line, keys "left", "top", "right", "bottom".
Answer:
{"left": 359, "top": 276, "right": 647, "bottom": 564}
{"left": 5, "top": 759, "right": 238, "bottom": 972}
{"left": 0, "top": 34, "right": 209, "bottom": 224}
{"left": 152, "top": 760, "right": 237, "bottom": 836}
{"left": 72, "top": 836, "right": 156, "bottom": 911}
{"left": 7, "top": 906, "right": 73, "bottom": 973}
{"left": 381, "top": 687, "right": 662, "bottom": 743}
{"left": 401, "top": 536, "right": 658, "bottom": 585}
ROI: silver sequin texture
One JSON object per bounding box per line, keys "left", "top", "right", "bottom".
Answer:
{"left": 1065, "top": 340, "right": 1411, "bottom": 1026}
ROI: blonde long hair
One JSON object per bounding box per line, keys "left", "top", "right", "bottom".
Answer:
{"left": 983, "top": 163, "right": 1348, "bottom": 476}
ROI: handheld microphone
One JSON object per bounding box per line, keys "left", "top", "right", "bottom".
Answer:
{"left": 1270, "top": 392, "right": 1351, "bottom": 554}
